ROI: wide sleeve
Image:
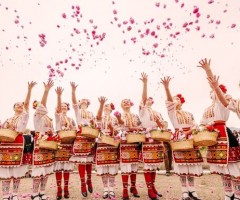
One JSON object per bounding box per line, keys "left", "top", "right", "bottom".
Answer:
{"left": 72, "top": 104, "right": 81, "bottom": 125}
{"left": 34, "top": 104, "right": 47, "bottom": 131}
{"left": 165, "top": 100, "right": 177, "bottom": 124}
{"left": 55, "top": 112, "right": 61, "bottom": 131}
{"left": 228, "top": 98, "right": 240, "bottom": 119}
{"left": 16, "top": 109, "right": 29, "bottom": 132}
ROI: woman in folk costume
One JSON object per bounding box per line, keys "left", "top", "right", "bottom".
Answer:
{"left": 198, "top": 59, "right": 240, "bottom": 200}
{"left": 95, "top": 96, "right": 119, "bottom": 199}
{"left": 31, "top": 80, "right": 56, "bottom": 200}
{"left": 54, "top": 87, "right": 76, "bottom": 200}
{"left": 139, "top": 72, "right": 168, "bottom": 200}
{"left": 115, "top": 99, "right": 142, "bottom": 200}
{"left": 0, "top": 81, "right": 36, "bottom": 200}
{"left": 69, "top": 82, "right": 95, "bottom": 198}
{"left": 161, "top": 77, "right": 203, "bottom": 200}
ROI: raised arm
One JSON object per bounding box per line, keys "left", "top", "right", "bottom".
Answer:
{"left": 24, "top": 81, "right": 37, "bottom": 111}
{"left": 140, "top": 72, "right": 148, "bottom": 105}
{"left": 160, "top": 76, "right": 173, "bottom": 102}
{"left": 198, "top": 58, "right": 214, "bottom": 78}
{"left": 208, "top": 75, "right": 229, "bottom": 107}
{"left": 96, "top": 96, "right": 108, "bottom": 121}
{"left": 55, "top": 87, "right": 64, "bottom": 113}
{"left": 70, "top": 82, "right": 78, "bottom": 105}
{"left": 41, "top": 80, "right": 54, "bottom": 107}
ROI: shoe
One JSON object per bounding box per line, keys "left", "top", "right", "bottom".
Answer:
{"left": 165, "top": 171, "right": 171, "bottom": 176}
{"left": 56, "top": 196, "right": 62, "bottom": 200}
{"left": 109, "top": 191, "right": 115, "bottom": 199}
{"left": 130, "top": 187, "right": 140, "bottom": 198}
{"left": 11, "top": 195, "right": 19, "bottom": 200}
{"left": 152, "top": 185, "right": 163, "bottom": 197}
{"left": 182, "top": 192, "right": 191, "bottom": 200}
{"left": 81, "top": 184, "right": 88, "bottom": 197}
{"left": 81, "top": 191, "right": 87, "bottom": 198}
{"left": 87, "top": 181, "right": 93, "bottom": 193}
{"left": 31, "top": 194, "right": 40, "bottom": 200}
{"left": 189, "top": 191, "right": 201, "bottom": 200}
{"left": 39, "top": 193, "right": 48, "bottom": 200}
{"left": 64, "top": 191, "right": 69, "bottom": 199}
{"left": 3, "top": 196, "right": 10, "bottom": 200}
{"left": 122, "top": 197, "right": 129, "bottom": 200}
{"left": 148, "top": 194, "right": 159, "bottom": 200}
{"left": 225, "top": 195, "right": 235, "bottom": 200}
{"left": 102, "top": 191, "right": 109, "bottom": 199}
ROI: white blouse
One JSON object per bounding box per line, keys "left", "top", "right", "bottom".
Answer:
{"left": 200, "top": 98, "right": 230, "bottom": 125}
{"left": 228, "top": 98, "right": 240, "bottom": 119}
{"left": 139, "top": 102, "right": 167, "bottom": 129}
{"left": 3, "top": 109, "right": 29, "bottom": 132}
{"left": 166, "top": 100, "right": 196, "bottom": 129}
{"left": 34, "top": 104, "right": 54, "bottom": 133}
{"left": 55, "top": 113, "right": 76, "bottom": 131}
{"left": 72, "top": 104, "right": 95, "bottom": 126}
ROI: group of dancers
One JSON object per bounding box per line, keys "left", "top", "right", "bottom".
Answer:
{"left": 0, "top": 58, "right": 240, "bottom": 200}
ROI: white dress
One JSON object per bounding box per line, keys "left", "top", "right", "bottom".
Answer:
{"left": 69, "top": 104, "right": 96, "bottom": 163}
{"left": 139, "top": 103, "right": 166, "bottom": 170}
{"left": 0, "top": 110, "right": 29, "bottom": 178}
{"left": 31, "top": 104, "right": 54, "bottom": 177}
{"left": 201, "top": 98, "right": 240, "bottom": 177}
{"left": 54, "top": 113, "right": 75, "bottom": 171}
{"left": 166, "top": 100, "right": 203, "bottom": 176}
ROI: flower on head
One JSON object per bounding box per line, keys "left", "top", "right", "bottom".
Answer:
{"left": 33, "top": 100, "right": 38, "bottom": 109}
{"left": 110, "top": 103, "right": 115, "bottom": 110}
{"left": 219, "top": 84, "right": 227, "bottom": 94}
{"left": 176, "top": 94, "right": 185, "bottom": 104}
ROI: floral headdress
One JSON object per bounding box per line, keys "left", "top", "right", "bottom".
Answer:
{"left": 176, "top": 94, "right": 185, "bottom": 104}
{"left": 33, "top": 100, "right": 38, "bottom": 109}
{"left": 110, "top": 103, "right": 115, "bottom": 110}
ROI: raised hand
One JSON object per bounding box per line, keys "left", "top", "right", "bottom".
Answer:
{"left": 55, "top": 87, "right": 64, "bottom": 96}
{"left": 43, "top": 79, "right": 54, "bottom": 91}
{"left": 28, "top": 81, "right": 37, "bottom": 90}
{"left": 160, "top": 76, "right": 172, "bottom": 88}
{"left": 207, "top": 75, "right": 219, "bottom": 90}
{"left": 197, "top": 58, "right": 211, "bottom": 70}
{"left": 140, "top": 72, "right": 148, "bottom": 84}
{"left": 70, "top": 82, "right": 78, "bottom": 92}
{"left": 98, "top": 96, "right": 108, "bottom": 105}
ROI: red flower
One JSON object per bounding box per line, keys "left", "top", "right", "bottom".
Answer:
{"left": 176, "top": 94, "right": 185, "bottom": 104}
{"left": 219, "top": 84, "right": 227, "bottom": 94}
{"left": 206, "top": 125, "right": 215, "bottom": 132}
{"left": 193, "top": 7, "right": 199, "bottom": 14}
{"left": 110, "top": 103, "right": 115, "bottom": 110}
{"left": 62, "top": 13, "right": 67, "bottom": 19}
